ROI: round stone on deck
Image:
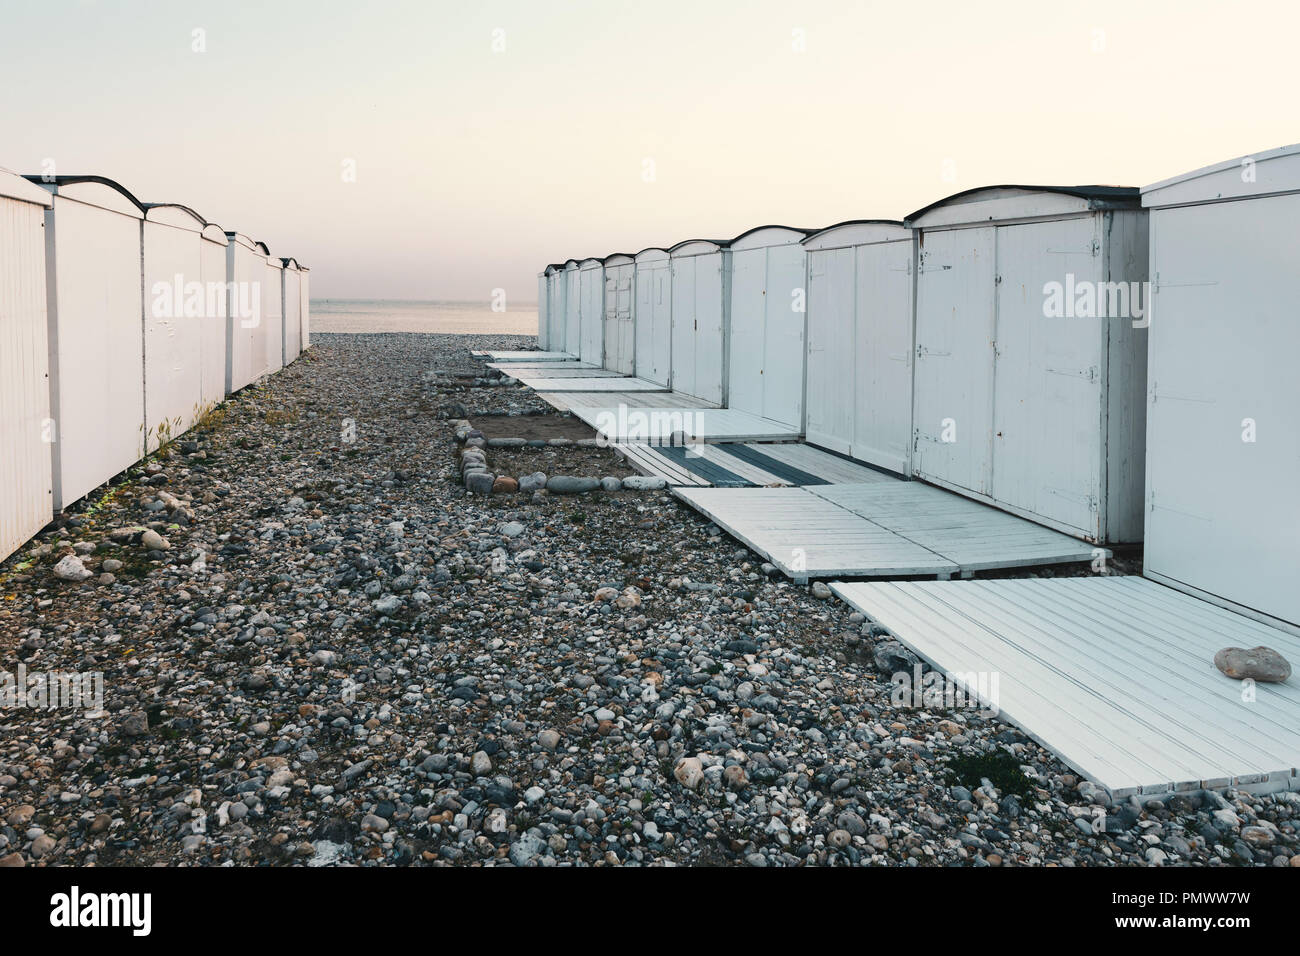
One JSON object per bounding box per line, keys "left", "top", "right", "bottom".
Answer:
{"left": 1214, "top": 646, "right": 1292, "bottom": 683}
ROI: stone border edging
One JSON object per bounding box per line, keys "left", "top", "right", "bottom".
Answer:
{"left": 449, "top": 419, "right": 667, "bottom": 497}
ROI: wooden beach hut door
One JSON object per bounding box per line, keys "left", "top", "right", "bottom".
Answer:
{"left": 852, "top": 238, "right": 915, "bottom": 475}
{"left": 635, "top": 259, "right": 671, "bottom": 386}
{"left": 548, "top": 274, "right": 567, "bottom": 353}
{"left": 603, "top": 264, "right": 634, "bottom": 374}
{"left": 805, "top": 247, "right": 855, "bottom": 455}
{"left": 728, "top": 244, "right": 806, "bottom": 429}
{"left": 579, "top": 266, "right": 604, "bottom": 366}
{"left": 670, "top": 256, "right": 698, "bottom": 398}
{"left": 912, "top": 226, "right": 996, "bottom": 496}
{"left": 565, "top": 268, "right": 581, "bottom": 354}
{"left": 990, "top": 216, "right": 1103, "bottom": 538}
{"left": 1145, "top": 195, "right": 1300, "bottom": 626}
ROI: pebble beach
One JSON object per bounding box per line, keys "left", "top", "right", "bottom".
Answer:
{"left": 1, "top": 332, "right": 1297, "bottom": 868}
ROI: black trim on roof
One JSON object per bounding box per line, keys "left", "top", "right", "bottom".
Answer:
{"left": 142, "top": 201, "right": 213, "bottom": 227}
{"left": 667, "top": 237, "right": 731, "bottom": 252}
{"left": 23, "top": 174, "right": 148, "bottom": 213}
{"left": 904, "top": 185, "right": 1141, "bottom": 224}
{"left": 802, "top": 219, "right": 906, "bottom": 242}
{"left": 601, "top": 252, "right": 637, "bottom": 263}
{"left": 632, "top": 246, "right": 669, "bottom": 258}
{"left": 729, "top": 224, "right": 819, "bottom": 244}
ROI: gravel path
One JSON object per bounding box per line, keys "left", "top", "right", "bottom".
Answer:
{"left": 1, "top": 332, "right": 1296, "bottom": 867}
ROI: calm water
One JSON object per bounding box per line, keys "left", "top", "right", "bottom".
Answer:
{"left": 311, "top": 299, "right": 538, "bottom": 335}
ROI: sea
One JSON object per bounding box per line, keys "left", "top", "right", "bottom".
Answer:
{"left": 310, "top": 299, "right": 538, "bottom": 335}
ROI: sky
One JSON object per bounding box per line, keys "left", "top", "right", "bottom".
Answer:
{"left": 3, "top": 0, "right": 1297, "bottom": 302}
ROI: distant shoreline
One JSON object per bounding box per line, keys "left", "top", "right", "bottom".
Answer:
{"left": 311, "top": 299, "right": 538, "bottom": 335}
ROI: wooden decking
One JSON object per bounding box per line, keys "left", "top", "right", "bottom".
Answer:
{"left": 831, "top": 576, "right": 1300, "bottom": 796}
{"left": 569, "top": 405, "right": 800, "bottom": 443}
{"left": 673, "top": 481, "right": 1097, "bottom": 581}
{"left": 810, "top": 482, "right": 1099, "bottom": 572}
{"left": 486, "top": 361, "right": 601, "bottom": 372}
{"left": 510, "top": 375, "right": 669, "bottom": 392}
{"left": 615, "top": 441, "right": 890, "bottom": 488}
{"left": 539, "top": 391, "right": 717, "bottom": 412}
{"left": 674, "top": 486, "right": 960, "bottom": 578}
{"left": 473, "top": 349, "right": 576, "bottom": 361}
{"left": 496, "top": 366, "right": 625, "bottom": 378}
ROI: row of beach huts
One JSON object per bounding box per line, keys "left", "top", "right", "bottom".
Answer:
{"left": 533, "top": 146, "right": 1300, "bottom": 636}
{"left": 0, "top": 169, "right": 310, "bottom": 565}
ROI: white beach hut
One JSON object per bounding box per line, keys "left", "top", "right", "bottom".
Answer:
{"left": 563, "top": 260, "right": 581, "bottom": 356}
{"left": 803, "top": 220, "right": 916, "bottom": 475}
{"left": 299, "top": 263, "right": 310, "bottom": 350}
{"left": 224, "top": 232, "right": 267, "bottom": 392}
{"left": 29, "top": 176, "right": 146, "bottom": 511}
{"left": 904, "top": 186, "right": 1148, "bottom": 543}
{"left": 633, "top": 248, "right": 671, "bottom": 387}
{"left": 1141, "top": 146, "right": 1300, "bottom": 630}
{"left": 263, "top": 249, "right": 285, "bottom": 375}
{"left": 199, "top": 222, "right": 230, "bottom": 405}
{"left": 668, "top": 238, "right": 729, "bottom": 404}
{"left": 727, "top": 226, "right": 814, "bottom": 430}
{"left": 0, "top": 171, "right": 54, "bottom": 560}
{"left": 536, "top": 268, "right": 549, "bottom": 351}
{"left": 601, "top": 253, "right": 636, "bottom": 374}
{"left": 538, "top": 264, "right": 564, "bottom": 353}
{"left": 543, "top": 265, "right": 566, "bottom": 354}
{"left": 141, "top": 203, "right": 211, "bottom": 451}
{"left": 578, "top": 257, "right": 604, "bottom": 366}
{"left": 282, "top": 258, "right": 303, "bottom": 364}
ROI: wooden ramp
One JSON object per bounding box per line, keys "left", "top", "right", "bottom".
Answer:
{"left": 674, "top": 481, "right": 1099, "bottom": 581}
{"left": 540, "top": 391, "right": 719, "bottom": 413}
{"left": 831, "top": 576, "right": 1300, "bottom": 796}
{"left": 495, "top": 366, "right": 625, "bottom": 378}
{"left": 571, "top": 405, "right": 800, "bottom": 443}
{"left": 511, "top": 375, "right": 668, "bottom": 392}
{"left": 810, "top": 482, "right": 1098, "bottom": 571}
{"left": 673, "top": 487, "right": 959, "bottom": 579}
{"left": 486, "top": 361, "right": 600, "bottom": 372}
{"left": 617, "top": 442, "right": 891, "bottom": 488}
{"left": 473, "top": 350, "right": 575, "bottom": 362}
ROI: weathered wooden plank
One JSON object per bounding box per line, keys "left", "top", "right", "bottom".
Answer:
{"left": 831, "top": 577, "right": 1300, "bottom": 796}
{"left": 572, "top": 406, "right": 800, "bottom": 443}
{"left": 811, "top": 482, "right": 1098, "bottom": 570}
{"left": 673, "top": 487, "right": 957, "bottom": 579}
{"left": 510, "top": 376, "right": 668, "bottom": 392}
{"left": 475, "top": 350, "right": 576, "bottom": 361}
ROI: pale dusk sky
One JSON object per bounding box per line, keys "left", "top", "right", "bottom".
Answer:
{"left": 2, "top": 0, "right": 1295, "bottom": 302}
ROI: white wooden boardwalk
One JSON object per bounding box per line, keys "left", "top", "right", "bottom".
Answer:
{"left": 811, "top": 482, "right": 1098, "bottom": 571}
{"left": 673, "top": 486, "right": 959, "bottom": 578}
{"left": 486, "top": 361, "right": 600, "bottom": 372}
{"left": 511, "top": 375, "right": 668, "bottom": 392}
{"left": 831, "top": 576, "right": 1300, "bottom": 796}
{"left": 674, "top": 481, "right": 1099, "bottom": 580}
{"left": 616, "top": 441, "right": 891, "bottom": 488}
{"left": 473, "top": 350, "right": 575, "bottom": 362}
{"left": 570, "top": 405, "right": 800, "bottom": 443}
{"left": 497, "top": 366, "right": 625, "bottom": 378}
{"left": 540, "top": 391, "right": 719, "bottom": 413}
